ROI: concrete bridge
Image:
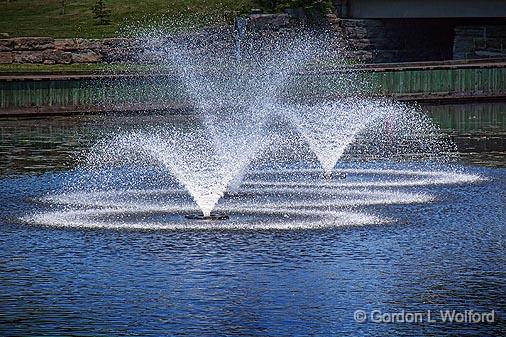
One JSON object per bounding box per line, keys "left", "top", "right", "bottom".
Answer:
{"left": 336, "top": 0, "right": 506, "bottom": 18}
{"left": 332, "top": 0, "right": 506, "bottom": 62}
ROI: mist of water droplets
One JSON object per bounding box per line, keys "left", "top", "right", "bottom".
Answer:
{"left": 80, "top": 26, "right": 456, "bottom": 217}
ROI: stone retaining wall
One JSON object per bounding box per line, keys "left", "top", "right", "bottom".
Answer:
{"left": 337, "top": 19, "right": 454, "bottom": 63}
{"left": 0, "top": 37, "right": 146, "bottom": 64}
{"left": 0, "top": 27, "right": 239, "bottom": 65}
{"left": 2, "top": 18, "right": 505, "bottom": 65}
{"left": 453, "top": 25, "right": 506, "bottom": 59}
{"left": 0, "top": 17, "right": 294, "bottom": 65}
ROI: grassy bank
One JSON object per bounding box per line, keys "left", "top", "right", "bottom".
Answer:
{"left": 0, "top": 63, "right": 159, "bottom": 75}
{"left": 0, "top": 1, "right": 337, "bottom": 38}
{"left": 0, "top": 0, "right": 259, "bottom": 38}
{"left": 0, "top": 63, "right": 123, "bottom": 74}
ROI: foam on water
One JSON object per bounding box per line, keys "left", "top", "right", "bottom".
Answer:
{"left": 25, "top": 166, "right": 483, "bottom": 230}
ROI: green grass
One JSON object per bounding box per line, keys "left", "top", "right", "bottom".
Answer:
{"left": 0, "top": 54, "right": 352, "bottom": 74}
{"left": 0, "top": 63, "right": 131, "bottom": 74}
{"left": 0, "top": 0, "right": 260, "bottom": 38}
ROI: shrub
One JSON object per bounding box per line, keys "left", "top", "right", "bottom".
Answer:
{"left": 92, "top": 0, "right": 112, "bottom": 25}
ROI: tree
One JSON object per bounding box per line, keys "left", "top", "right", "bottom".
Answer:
{"left": 60, "top": 0, "right": 67, "bottom": 15}
{"left": 92, "top": 0, "right": 111, "bottom": 25}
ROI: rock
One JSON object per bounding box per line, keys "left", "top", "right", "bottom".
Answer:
{"left": 455, "top": 26, "right": 485, "bottom": 37}
{"left": 325, "top": 13, "right": 339, "bottom": 24}
{"left": 453, "top": 25, "right": 506, "bottom": 60}
{"left": 54, "top": 38, "right": 104, "bottom": 51}
{"left": 43, "top": 49, "right": 72, "bottom": 64}
{"left": 248, "top": 14, "right": 290, "bottom": 30}
{"left": 0, "top": 39, "right": 13, "bottom": 51}
{"left": 485, "top": 26, "right": 506, "bottom": 38}
{"left": 353, "top": 50, "right": 373, "bottom": 62}
{"left": 55, "top": 38, "right": 78, "bottom": 51}
{"left": 474, "top": 38, "right": 486, "bottom": 49}
{"left": 76, "top": 38, "right": 103, "bottom": 50}
{"left": 101, "top": 48, "right": 126, "bottom": 63}
{"left": 12, "top": 37, "right": 54, "bottom": 50}
{"left": 0, "top": 52, "right": 13, "bottom": 64}
{"left": 349, "top": 38, "right": 372, "bottom": 50}
{"left": 352, "top": 26, "right": 369, "bottom": 36}
{"left": 13, "top": 51, "right": 43, "bottom": 63}
{"left": 476, "top": 50, "right": 506, "bottom": 57}
{"left": 102, "top": 38, "right": 131, "bottom": 48}
{"left": 285, "top": 7, "right": 306, "bottom": 20}
{"left": 484, "top": 38, "right": 504, "bottom": 51}
{"left": 71, "top": 49, "right": 102, "bottom": 63}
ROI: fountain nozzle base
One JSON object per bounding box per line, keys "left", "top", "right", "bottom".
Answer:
{"left": 323, "top": 172, "right": 347, "bottom": 180}
{"left": 185, "top": 212, "right": 229, "bottom": 220}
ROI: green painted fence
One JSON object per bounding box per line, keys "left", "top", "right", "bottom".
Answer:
{"left": 367, "top": 67, "right": 506, "bottom": 95}
{"left": 0, "top": 77, "right": 186, "bottom": 110}
{"left": 302, "top": 66, "right": 506, "bottom": 98}
{"left": 0, "top": 80, "right": 97, "bottom": 108}
{"left": 1, "top": 65, "right": 506, "bottom": 112}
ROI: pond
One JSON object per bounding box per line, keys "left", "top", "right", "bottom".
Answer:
{"left": 0, "top": 102, "right": 504, "bottom": 336}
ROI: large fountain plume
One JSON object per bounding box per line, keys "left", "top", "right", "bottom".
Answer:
{"left": 37, "top": 24, "right": 469, "bottom": 228}
{"left": 87, "top": 28, "right": 357, "bottom": 216}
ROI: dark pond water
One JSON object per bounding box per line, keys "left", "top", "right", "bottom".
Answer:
{"left": 0, "top": 103, "right": 505, "bottom": 336}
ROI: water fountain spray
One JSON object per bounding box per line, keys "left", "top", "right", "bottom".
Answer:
{"left": 69, "top": 25, "right": 459, "bottom": 224}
